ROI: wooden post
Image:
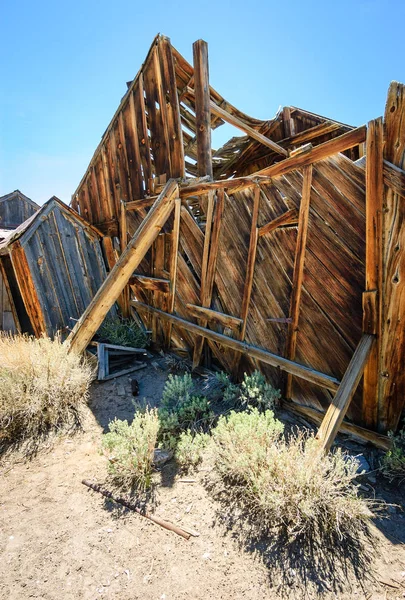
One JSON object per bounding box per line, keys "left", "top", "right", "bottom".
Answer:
{"left": 285, "top": 164, "right": 313, "bottom": 398}
{"left": 119, "top": 200, "right": 130, "bottom": 317}
{"left": 65, "top": 180, "right": 178, "bottom": 355}
{"left": 193, "top": 40, "right": 212, "bottom": 180}
{"left": 378, "top": 82, "right": 405, "bottom": 432}
{"left": 316, "top": 334, "right": 375, "bottom": 453}
{"left": 192, "top": 189, "right": 224, "bottom": 368}
{"left": 231, "top": 185, "right": 261, "bottom": 377}
{"left": 362, "top": 118, "right": 383, "bottom": 428}
{"left": 165, "top": 197, "right": 181, "bottom": 346}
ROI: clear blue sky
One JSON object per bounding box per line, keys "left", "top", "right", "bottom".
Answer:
{"left": 1, "top": 0, "right": 404, "bottom": 205}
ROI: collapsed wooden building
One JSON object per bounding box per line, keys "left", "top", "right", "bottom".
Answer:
{"left": 64, "top": 34, "right": 404, "bottom": 449}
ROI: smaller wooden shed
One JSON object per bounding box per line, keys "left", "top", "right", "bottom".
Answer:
{"left": 0, "top": 191, "right": 41, "bottom": 332}
{"left": 0, "top": 196, "right": 112, "bottom": 338}
{"left": 0, "top": 190, "right": 40, "bottom": 230}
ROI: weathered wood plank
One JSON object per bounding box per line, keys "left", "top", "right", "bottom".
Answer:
{"left": 10, "top": 242, "right": 47, "bottom": 336}
{"left": 129, "top": 274, "right": 170, "bottom": 293}
{"left": 186, "top": 303, "right": 242, "bottom": 331}
{"left": 165, "top": 197, "right": 181, "bottom": 346}
{"left": 362, "top": 118, "right": 384, "bottom": 428}
{"left": 316, "top": 334, "right": 375, "bottom": 452}
{"left": 285, "top": 165, "right": 313, "bottom": 398}
{"left": 193, "top": 189, "right": 225, "bottom": 367}
{"left": 282, "top": 400, "right": 391, "bottom": 450}
{"left": 229, "top": 185, "right": 261, "bottom": 377}
{"left": 258, "top": 208, "right": 298, "bottom": 237}
{"left": 133, "top": 300, "right": 341, "bottom": 391}
{"left": 193, "top": 40, "right": 213, "bottom": 179}
{"left": 379, "top": 82, "right": 405, "bottom": 432}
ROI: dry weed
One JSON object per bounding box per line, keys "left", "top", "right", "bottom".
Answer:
{"left": 0, "top": 333, "right": 94, "bottom": 450}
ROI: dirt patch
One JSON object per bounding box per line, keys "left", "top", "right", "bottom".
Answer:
{"left": 1, "top": 361, "right": 404, "bottom": 599}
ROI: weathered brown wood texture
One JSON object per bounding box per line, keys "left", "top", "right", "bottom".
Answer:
{"left": 70, "top": 36, "right": 405, "bottom": 435}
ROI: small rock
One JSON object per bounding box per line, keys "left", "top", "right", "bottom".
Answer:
{"left": 153, "top": 449, "right": 173, "bottom": 467}
{"left": 116, "top": 384, "right": 126, "bottom": 397}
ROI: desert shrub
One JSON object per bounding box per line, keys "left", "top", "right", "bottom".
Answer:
{"left": 381, "top": 429, "right": 405, "bottom": 481}
{"left": 102, "top": 407, "right": 159, "bottom": 491}
{"left": 97, "top": 316, "right": 148, "bottom": 349}
{"left": 211, "top": 409, "right": 372, "bottom": 543}
{"left": 175, "top": 431, "right": 210, "bottom": 472}
{"left": 158, "top": 374, "right": 214, "bottom": 448}
{"left": 215, "top": 370, "right": 280, "bottom": 410}
{"left": 239, "top": 370, "right": 281, "bottom": 410}
{"left": 0, "top": 333, "right": 94, "bottom": 448}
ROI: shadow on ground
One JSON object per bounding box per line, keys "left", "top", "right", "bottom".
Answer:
{"left": 206, "top": 477, "right": 375, "bottom": 598}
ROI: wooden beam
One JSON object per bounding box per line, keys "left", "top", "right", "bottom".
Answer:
{"left": 316, "top": 334, "right": 375, "bottom": 453}
{"left": 362, "top": 118, "right": 384, "bottom": 429}
{"left": 179, "top": 175, "right": 272, "bottom": 198}
{"left": 186, "top": 303, "right": 243, "bottom": 331}
{"left": 281, "top": 120, "right": 342, "bottom": 147}
{"left": 119, "top": 199, "right": 130, "bottom": 317}
{"left": 179, "top": 126, "right": 365, "bottom": 199}
{"left": 193, "top": 189, "right": 225, "bottom": 367}
{"left": 165, "top": 197, "right": 181, "bottom": 346}
{"left": 258, "top": 208, "right": 298, "bottom": 237}
{"left": 193, "top": 40, "right": 212, "bottom": 179}
{"left": 65, "top": 180, "right": 178, "bottom": 355}
{"left": 254, "top": 126, "right": 366, "bottom": 180}
{"left": 125, "top": 196, "right": 159, "bottom": 211}
{"left": 383, "top": 159, "right": 405, "bottom": 197}
{"left": 240, "top": 185, "right": 261, "bottom": 339}
{"left": 132, "top": 300, "right": 341, "bottom": 392}
{"left": 379, "top": 81, "right": 405, "bottom": 432}
{"left": 101, "top": 236, "right": 127, "bottom": 316}
{"left": 187, "top": 87, "right": 288, "bottom": 157}
{"left": 129, "top": 274, "right": 170, "bottom": 293}
{"left": 281, "top": 400, "right": 391, "bottom": 451}
{"left": 282, "top": 107, "right": 295, "bottom": 138}
{"left": 285, "top": 165, "right": 313, "bottom": 398}
{"left": 232, "top": 184, "right": 260, "bottom": 379}
{"left": 10, "top": 242, "right": 47, "bottom": 337}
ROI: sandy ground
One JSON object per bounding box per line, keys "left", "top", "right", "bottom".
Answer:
{"left": 0, "top": 360, "right": 404, "bottom": 600}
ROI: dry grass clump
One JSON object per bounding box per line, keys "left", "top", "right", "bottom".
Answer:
{"left": 102, "top": 408, "right": 159, "bottom": 491}
{"left": 211, "top": 408, "right": 373, "bottom": 544}
{"left": 0, "top": 333, "right": 94, "bottom": 449}
{"left": 381, "top": 429, "right": 405, "bottom": 482}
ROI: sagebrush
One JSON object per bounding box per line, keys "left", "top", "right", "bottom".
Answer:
{"left": 211, "top": 408, "right": 372, "bottom": 543}
{"left": 102, "top": 407, "right": 159, "bottom": 491}
{"left": 175, "top": 430, "right": 210, "bottom": 472}
{"left": 0, "top": 333, "right": 93, "bottom": 448}
{"left": 97, "top": 316, "right": 148, "bottom": 348}
{"left": 381, "top": 429, "right": 405, "bottom": 481}
{"left": 216, "top": 370, "right": 280, "bottom": 410}
{"left": 158, "top": 374, "right": 214, "bottom": 448}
